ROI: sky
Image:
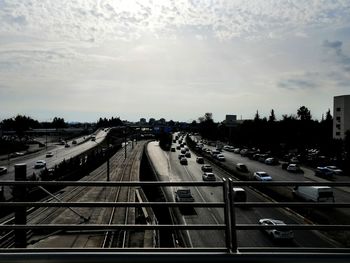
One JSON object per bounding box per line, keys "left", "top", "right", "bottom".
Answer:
{"left": 0, "top": 0, "right": 350, "bottom": 123}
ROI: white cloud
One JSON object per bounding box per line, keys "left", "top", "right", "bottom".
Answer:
{"left": 0, "top": 1, "right": 350, "bottom": 121}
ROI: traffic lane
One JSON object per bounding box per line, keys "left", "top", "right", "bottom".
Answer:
{"left": 169, "top": 147, "right": 283, "bottom": 248}
{"left": 168, "top": 149, "right": 226, "bottom": 248}
{"left": 1, "top": 131, "right": 107, "bottom": 180}
{"left": 236, "top": 186, "right": 335, "bottom": 248}
{"left": 169, "top": 149, "right": 286, "bottom": 248}
{"left": 177, "top": 143, "right": 336, "bottom": 248}
{"left": 217, "top": 150, "right": 350, "bottom": 202}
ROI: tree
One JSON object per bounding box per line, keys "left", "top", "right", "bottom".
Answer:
{"left": 268, "top": 109, "right": 276, "bottom": 122}
{"left": 52, "top": 117, "right": 66, "bottom": 129}
{"left": 254, "top": 110, "right": 260, "bottom": 122}
{"left": 325, "top": 109, "right": 332, "bottom": 122}
{"left": 198, "top": 113, "right": 217, "bottom": 140}
{"left": 297, "top": 106, "right": 312, "bottom": 121}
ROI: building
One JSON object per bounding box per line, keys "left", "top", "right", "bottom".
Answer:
{"left": 333, "top": 95, "right": 350, "bottom": 140}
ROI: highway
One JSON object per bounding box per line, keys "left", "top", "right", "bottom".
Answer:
{"left": 146, "top": 139, "right": 339, "bottom": 249}
{"left": 0, "top": 129, "right": 108, "bottom": 200}
{"left": 194, "top": 138, "right": 350, "bottom": 205}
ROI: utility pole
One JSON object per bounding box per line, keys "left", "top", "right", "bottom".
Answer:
{"left": 124, "top": 128, "right": 127, "bottom": 159}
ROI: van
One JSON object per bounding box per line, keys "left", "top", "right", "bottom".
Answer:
{"left": 293, "top": 186, "right": 334, "bottom": 202}
{"left": 232, "top": 188, "right": 247, "bottom": 202}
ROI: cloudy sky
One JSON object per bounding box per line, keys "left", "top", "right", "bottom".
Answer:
{"left": 0, "top": 0, "right": 350, "bottom": 122}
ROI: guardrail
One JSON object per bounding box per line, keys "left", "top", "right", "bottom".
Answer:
{"left": 0, "top": 179, "right": 350, "bottom": 262}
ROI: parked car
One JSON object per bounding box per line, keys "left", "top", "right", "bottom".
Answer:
{"left": 236, "top": 163, "right": 248, "bottom": 173}
{"left": 286, "top": 164, "right": 302, "bottom": 173}
{"left": 325, "top": 166, "right": 343, "bottom": 175}
{"left": 72, "top": 140, "right": 77, "bottom": 145}
{"left": 171, "top": 147, "right": 176, "bottom": 152}
{"left": 258, "top": 218, "right": 294, "bottom": 240}
{"left": 180, "top": 157, "right": 188, "bottom": 165}
{"left": 0, "top": 166, "right": 7, "bottom": 175}
{"left": 265, "top": 157, "right": 279, "bottom": 165}
{"left": 233, "top": 148, "right": 241, "bottom": 153}
{"left": 176, "top": 145, "right": 181, "bottom": 150}
{"left": 258, "top": 154, "right": 268, "bottom": 163}
{"left": 201, "top": 164, "right": 213, "bottom": 172}
{"left": 202, "top": 172, "right": 216, "bottom": 181}
{"left": 196, "top": 157, "right": 204, "bottom": 164}
{"left": 185, "top": 152, "right": 191, "bottom": 158}
{"left": 46, "top": 152, "right": 54, "bottom": 158}
{"left": 253, "top": 171, "right": 272, "bottom": 181}
{"left": 34, "top": 160, "right": 46, "bottom": 169}
{"left": 216, "top": 154, "right": 225, "bottom": 161}
{"left": 290, "top": 157, "right": 299, "bottom": 163}
{"left": 175, "top": 188, "right": 194, "bottom": 202}
{"left": 65, "top": 143, "right": 70, "bottom": 148}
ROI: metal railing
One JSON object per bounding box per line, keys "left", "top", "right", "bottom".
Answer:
{"left": 0, "top": 179, "right": 350, "bottom": 262}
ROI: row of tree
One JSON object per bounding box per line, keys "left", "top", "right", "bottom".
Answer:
{"left": 193, "top": 106, "right": 349, "bottom": 170}
{"left": 96, "top": 117, "right": 123, "bottom": 128}
{"left": 0, "top": 115, "right": 67, "bottom": 135}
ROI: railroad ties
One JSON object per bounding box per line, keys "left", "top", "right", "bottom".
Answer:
{"left": 21, "top": 141, "right": 147, "bottom": 249}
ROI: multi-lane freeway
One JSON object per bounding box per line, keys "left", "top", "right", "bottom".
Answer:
{"left": 146, "top": 137, "right": 340, "bottom": 249}
{"left": 0, "top": 129, "right": 108, "bottom": 200}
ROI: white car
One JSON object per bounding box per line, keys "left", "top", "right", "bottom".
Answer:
{"left": 253, "top": 171, "right": 272, "bottom": 181}
{"left": 46, "top": 152, "right": 54, "bottom": 158}
{"left": 34, "top": 160, "right": 46, "bottom": 169}
{"left": 0, "top": 166, "right": 7, "bottom": 175}
{"left": 202, "top": 172, "right": 216, "bottom": 181}
{"left": 216, "top": 154, "right": 225, "bottom": 161}
{"left": 286, "top": 164, "right": 301, "bottom": 173}
{"left": 259, "top": 218, "right": 294, "bottom": 240}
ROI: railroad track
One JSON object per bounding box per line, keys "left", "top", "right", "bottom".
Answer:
{"left": 102, "top": 142, "right": 143, "bottom": 248}
{"left": 0, "top": 142, "right": 142, "bottom": 248}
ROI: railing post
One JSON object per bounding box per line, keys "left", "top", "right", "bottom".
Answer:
{"left": 228, "top": 178, "right": 238, "bottom": 252}
{"left": 222, "top": 178, "right": 232, "bottom": 252}
{"left": 14, "top": 163, "right": 27, "bottom": 248}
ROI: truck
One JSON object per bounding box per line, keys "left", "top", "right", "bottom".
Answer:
{"left": 292, "top": 186, "right": 334, "bottom": 202}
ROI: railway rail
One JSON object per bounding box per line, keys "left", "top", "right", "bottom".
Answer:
{"left": 0, "top": 141, "right": 145, "bottom": 248}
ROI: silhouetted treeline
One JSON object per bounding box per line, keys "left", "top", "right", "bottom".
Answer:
{"left": 194, "top": 107, "right": 343, "bottom": 159}
{"left": 96, "top": 117, "right": 123, "bottom": 128}
{"left": 1, "top": 115, "right": 68, "bottom": 133}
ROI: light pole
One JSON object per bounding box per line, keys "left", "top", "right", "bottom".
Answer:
{"left": 124, "top": 128, "right": 127, "bottom": 160}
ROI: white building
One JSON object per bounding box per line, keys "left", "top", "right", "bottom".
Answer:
{"left": 333, "top": 95, "right": 350, "bottom": 140}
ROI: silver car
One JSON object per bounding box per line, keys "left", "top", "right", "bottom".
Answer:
{"left": 259, "top": 218, "right": 294, "bottom": 240}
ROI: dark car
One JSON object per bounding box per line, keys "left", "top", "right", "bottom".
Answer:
{"left": 0, "top": 167, "right": 7, "bottom": 175}
{"left": 201, "top": 164, "right": 212, "bottom": 172}
{"left": 196, "top": 157, "right": 204, "bottom": 164}
{"left": 180, "top": 157, "right": 188, "bottom": 165}
{"left": 236, "top": 163, "right": 248, "bottom": 172}
{"left": 315, "top": 167, "right": 334, "bottom": 179}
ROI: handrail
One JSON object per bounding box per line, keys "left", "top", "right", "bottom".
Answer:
{"left": 0, "top": 179, "right": 349, "bottom": 261}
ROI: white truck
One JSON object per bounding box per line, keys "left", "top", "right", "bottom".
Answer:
{"left": 292, "top": 186, "right": 334, "bottom": 202}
